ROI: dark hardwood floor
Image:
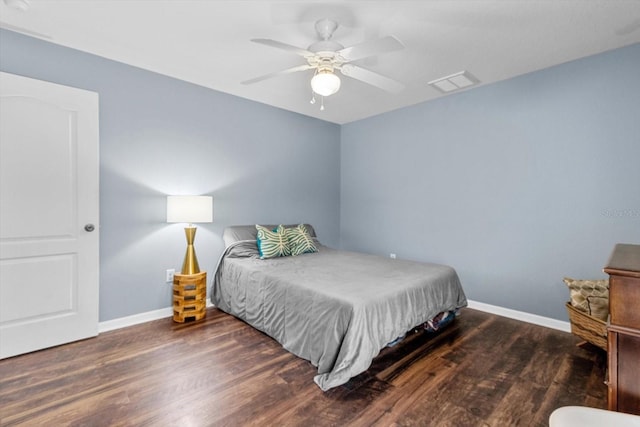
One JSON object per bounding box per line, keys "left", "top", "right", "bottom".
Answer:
{"left": 0, "top": 307, "right": 607, "bottom": 426}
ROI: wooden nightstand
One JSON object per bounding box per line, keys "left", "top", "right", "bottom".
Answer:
{"left": 172, "top": 271, "right": 207, "bottom": 323}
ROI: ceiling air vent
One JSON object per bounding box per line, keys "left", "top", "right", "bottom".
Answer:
{"left": 428, "top": 71, "right": 479, "bottom": 93}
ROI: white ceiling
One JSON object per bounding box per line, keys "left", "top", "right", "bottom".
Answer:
{"left": 1, "top": 1, "right": 640, "bottom": 124}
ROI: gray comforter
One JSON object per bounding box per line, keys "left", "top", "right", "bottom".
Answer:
{"left": 211, "top": 230, "right": 467, "bottom": 391}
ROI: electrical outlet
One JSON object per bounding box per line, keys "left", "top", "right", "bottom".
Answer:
{"left": 166, "top": 269, "right": 175, "bottom": 282}
{"left": 390, "top": 253, "right": 396, "bottom": 259}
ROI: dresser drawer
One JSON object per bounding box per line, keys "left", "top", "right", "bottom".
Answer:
{"left": 609, "top": 275, "right": 640, "bottom": 328}
{"left": 608, "top": 330, "right": 640, "bottom": 414}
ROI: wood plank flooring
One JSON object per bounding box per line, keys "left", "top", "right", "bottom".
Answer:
{"left": 0, "top": 307, "right": 607, "bottom": 426}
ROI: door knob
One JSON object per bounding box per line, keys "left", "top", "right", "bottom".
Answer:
{"left": 84, "top": 224, "right": 95, "bottom": 232}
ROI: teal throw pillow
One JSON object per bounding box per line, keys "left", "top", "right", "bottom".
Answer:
{"left": 256, "top": 224, "right": 290, "bottom": 259}
{"left": 286, "top": 224, "right": 318, "bottom": 256}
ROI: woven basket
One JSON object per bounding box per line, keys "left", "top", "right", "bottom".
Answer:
{"left": 565, "top": 302, "right": 607, "bottom": 351}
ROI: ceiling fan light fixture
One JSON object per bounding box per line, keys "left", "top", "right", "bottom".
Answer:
{"left": 311, "top": 69, "right": 341, "bottom": 97}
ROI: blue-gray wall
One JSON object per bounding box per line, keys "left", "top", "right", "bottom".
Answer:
{"left": 341, "top": 43, "right": 640, "bottom": 320}
{"left": 2, "top": 28, "right": 638, "bottom": 324}
{"left": 0, "top": 30, "right": 341, "bottom": 321}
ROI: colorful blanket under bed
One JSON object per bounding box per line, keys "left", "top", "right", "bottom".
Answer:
{"left": 387, "top": 310, "right": 458, "bottom": 347}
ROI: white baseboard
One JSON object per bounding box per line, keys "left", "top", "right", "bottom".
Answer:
{"left": 99, "top": 300, "right": 570, "bottom": 335}
{"left": 467, "top": 299, "right": 570, "bottom": 333}
{"left": 98, "top": 301, "right": 214, "bottom": 333}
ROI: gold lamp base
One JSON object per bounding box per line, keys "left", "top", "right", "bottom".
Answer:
{"left": 181, "top": 226, "right": 201, "bottom": 275}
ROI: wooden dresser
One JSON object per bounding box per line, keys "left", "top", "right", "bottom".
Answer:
{"left": 604, "top": 243, "right": 640, "bottom": 415}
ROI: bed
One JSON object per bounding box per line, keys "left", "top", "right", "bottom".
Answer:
{"left": 211, "top": 224, "right": 467, "bottom": 391}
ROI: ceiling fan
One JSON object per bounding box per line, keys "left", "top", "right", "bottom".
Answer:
{"left": 242, "top": 19, "right": 405, "bottom": 106}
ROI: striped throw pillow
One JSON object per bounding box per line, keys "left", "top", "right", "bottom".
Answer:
{"left": 286, "top": 224, "right": 318, "bottom": 256}
{"left": 256, "top": 224, "right": 290, "bottom": 259}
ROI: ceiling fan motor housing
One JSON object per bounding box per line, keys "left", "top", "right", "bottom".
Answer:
{"left": 308, "top": 40, "right": 344, "bottom": 54}
{"left": 315, "top": 18, "right": 339, "bottom": 40}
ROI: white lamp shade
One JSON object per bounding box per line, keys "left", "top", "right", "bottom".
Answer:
{"left": 167, "top": 196, "right": 213, "bottom": 224}
{"left": 311, "top": 70, "right": 341, "bottom": 97}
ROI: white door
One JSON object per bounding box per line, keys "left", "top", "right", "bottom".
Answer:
{"left": 0, "top": 72, "right": 99, "bottom": 359}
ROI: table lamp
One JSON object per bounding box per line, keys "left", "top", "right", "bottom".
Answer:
{"left": 167, "top": 195, "right": 213, "bottom": 275}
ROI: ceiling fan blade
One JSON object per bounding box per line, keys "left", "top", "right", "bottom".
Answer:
{"left": 250, "top": 39, "right": 314, "bottom": 58}
{"left": 340, "top": 64, "right": 404, "bottom": 93}
{"left": 241, "top": 64, "right": 315, "bottom": 85}
{"left": 615, "top": 18, "right": 640, "bottom": 35}
{"left": 337, "top": 36, "right": 404, "bottom": 62}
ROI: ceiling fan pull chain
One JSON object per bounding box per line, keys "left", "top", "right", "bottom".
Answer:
{"left": 320, "top": 96, "right": 325, "bottom": 111}
{"left": 310, "top": 79, "right": 317, "bottom": 104}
